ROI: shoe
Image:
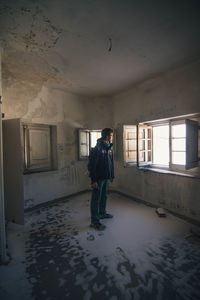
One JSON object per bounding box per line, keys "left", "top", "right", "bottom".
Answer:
{"left": 90, "top": 222, "right": 106, "bottom": 230}
{"left": 100, "top": 213, "right": 113, "bottom": 219}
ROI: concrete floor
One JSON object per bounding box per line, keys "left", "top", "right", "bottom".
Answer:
{"left": 0, "top": 192, "right": 200, "bottom": 300}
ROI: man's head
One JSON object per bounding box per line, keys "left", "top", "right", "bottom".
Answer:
{"left": 101, "top": 128, "right": 113, "bottom": 143}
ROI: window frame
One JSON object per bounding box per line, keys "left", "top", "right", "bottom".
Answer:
{"left": 124, "top": 113, "right": 200, "bottom": 176}
{"left": 78, "top": 129, "right": 90, "bottom": 160}
{"left": 78, "top": 128, "right": 102, "bottom": 160}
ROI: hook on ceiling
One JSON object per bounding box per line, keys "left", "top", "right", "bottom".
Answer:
{"left": 108, "top": 38, "right": 112, "bottom": 52}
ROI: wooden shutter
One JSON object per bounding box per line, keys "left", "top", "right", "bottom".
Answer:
{"left": 138, "top": 125, "right": 152, "bottom": 166}
{"left": 123, "top": 125, "right": 137, "bottom": 164}
{"left": 186, "top": 119, "right": 198, "bottom": 169}
{"left": 25, "top": 125, "right": 51, "bottom": 171}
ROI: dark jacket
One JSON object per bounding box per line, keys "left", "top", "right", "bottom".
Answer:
{"left": 88, "top": 137, "right": 114, "bottom": 183}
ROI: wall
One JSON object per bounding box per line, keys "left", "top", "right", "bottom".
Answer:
{"left": 3, "top": 52, "right": 200, "bottom": 222}
{"left": 2, "top": 76, "right": 115, "bottom": 208}
{"left": 83, "top": 96, "right": 118, "bottom": 191}
{"left": 2, "top": 83, "right": 92, "bottom": 207}
{"left": 112, "top": 59, "right": 200, "bottom": 222}
{"left": 84, "top": 96, "right": 113, "bottom": 130}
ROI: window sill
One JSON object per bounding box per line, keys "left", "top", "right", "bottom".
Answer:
{"left": 139, "top": 166, "right": 200, "bottom": 179}
{"left": 124, "top": 162, "right": 137, "bottom": 167}
{"left": 124, "top": 162, "right": 200, "bottom": 178}
{"left": 23, "top": 168, "right": 58, "bottom": 175}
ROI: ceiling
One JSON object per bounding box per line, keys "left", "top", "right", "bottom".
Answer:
{"left": 1, "top": 0, "right": 200, "bottom": 97}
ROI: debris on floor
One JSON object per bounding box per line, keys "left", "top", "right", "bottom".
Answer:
{"left": 1, "top": 192, "right": 200, "bottom": 300}
{"left": 155, "top": 207, "right": 166, "bottom": 217}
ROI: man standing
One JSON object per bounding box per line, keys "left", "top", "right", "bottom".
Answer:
{"left": 88, "top": 128, "right": 114, "bottom": 230}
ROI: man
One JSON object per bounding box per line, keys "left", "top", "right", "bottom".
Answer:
{"left": 88, "top": 128, "right": 114, "bottom": 230}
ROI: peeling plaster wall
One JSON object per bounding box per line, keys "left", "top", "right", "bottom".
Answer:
{"left": 2, "top": 84, "right": 92, "bottom": 208}
{"left": 112, "top": 60, "right": 200, "bottom": 222}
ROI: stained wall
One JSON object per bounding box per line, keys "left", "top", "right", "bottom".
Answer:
{"left": 112, "top": 59, "right": 200, "bottom": 222}
{"left": 3, "top": 84, "right": 86, "bottom": 207}
{"left": 2, "top": 56, "right": 200, "bottom": 222}
{"left": 2, "top": 71, "right": 116, "bottom": 208}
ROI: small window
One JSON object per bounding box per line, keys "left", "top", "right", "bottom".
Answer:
{"left": 78, "top": 129, "right": 101, "bottom": 160}
{"left": 23, "top": 123, "right": 57, "bottom": 173}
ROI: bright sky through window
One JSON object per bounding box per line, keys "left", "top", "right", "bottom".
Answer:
{"left": 90, "top": 131, "right": 101, "bottom": 147}
{"left": 153, "top": 125, "right": 169, "bottom": 165}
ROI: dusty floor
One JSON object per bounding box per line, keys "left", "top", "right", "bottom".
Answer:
{"left": 0, "top": 192, "right": 200, "bottom": 300}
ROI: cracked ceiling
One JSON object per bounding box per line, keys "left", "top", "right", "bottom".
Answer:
{"left": 1, "top": 0, "right": 200, "bottom": 97}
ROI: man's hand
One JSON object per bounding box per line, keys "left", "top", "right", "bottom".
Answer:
{"left": 91, "top": 182, "right": 98, "bottom": 189}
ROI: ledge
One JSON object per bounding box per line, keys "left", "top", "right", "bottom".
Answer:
{"left": 139, "top": 166, "right": 200, "bottom": 179}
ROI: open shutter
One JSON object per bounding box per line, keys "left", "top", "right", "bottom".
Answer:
{"left": 123, "top": 125, "right": 137, "bottom": 164}
{"left": 138, "top": 125, "right": 152, "bottom": 166}
{"left": 186, "top": 119, "right": 198, "bottom": 169}
{"left": 78, "top": 129, "right": 89, "bottom": 160}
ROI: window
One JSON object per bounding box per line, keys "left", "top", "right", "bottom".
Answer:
{"left": 23, "top": 123, "right": 57, "bottom": 173}
{"left": 78, "top": 129, "right": 101, "bottom": 160}
{"left": 123, "top": 113, "right": 200, "bottom": 175}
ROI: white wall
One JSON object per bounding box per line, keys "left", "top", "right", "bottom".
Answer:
{"left": 112, "top": 59, "right": 200, "bottom": 222}
{"left": 2, "top": 84, "right": 91, "bottom": 207}
{"left": 2, "top": 80, "right": 115, "bottom": 207}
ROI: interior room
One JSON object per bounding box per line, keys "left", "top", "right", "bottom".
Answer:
{"left": 0, "top": 0, "right": 200, "bottom": 299}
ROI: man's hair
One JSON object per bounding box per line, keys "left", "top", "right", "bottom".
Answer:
{"left": 101, "top": 128, "right": 113, "bottom": 139}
